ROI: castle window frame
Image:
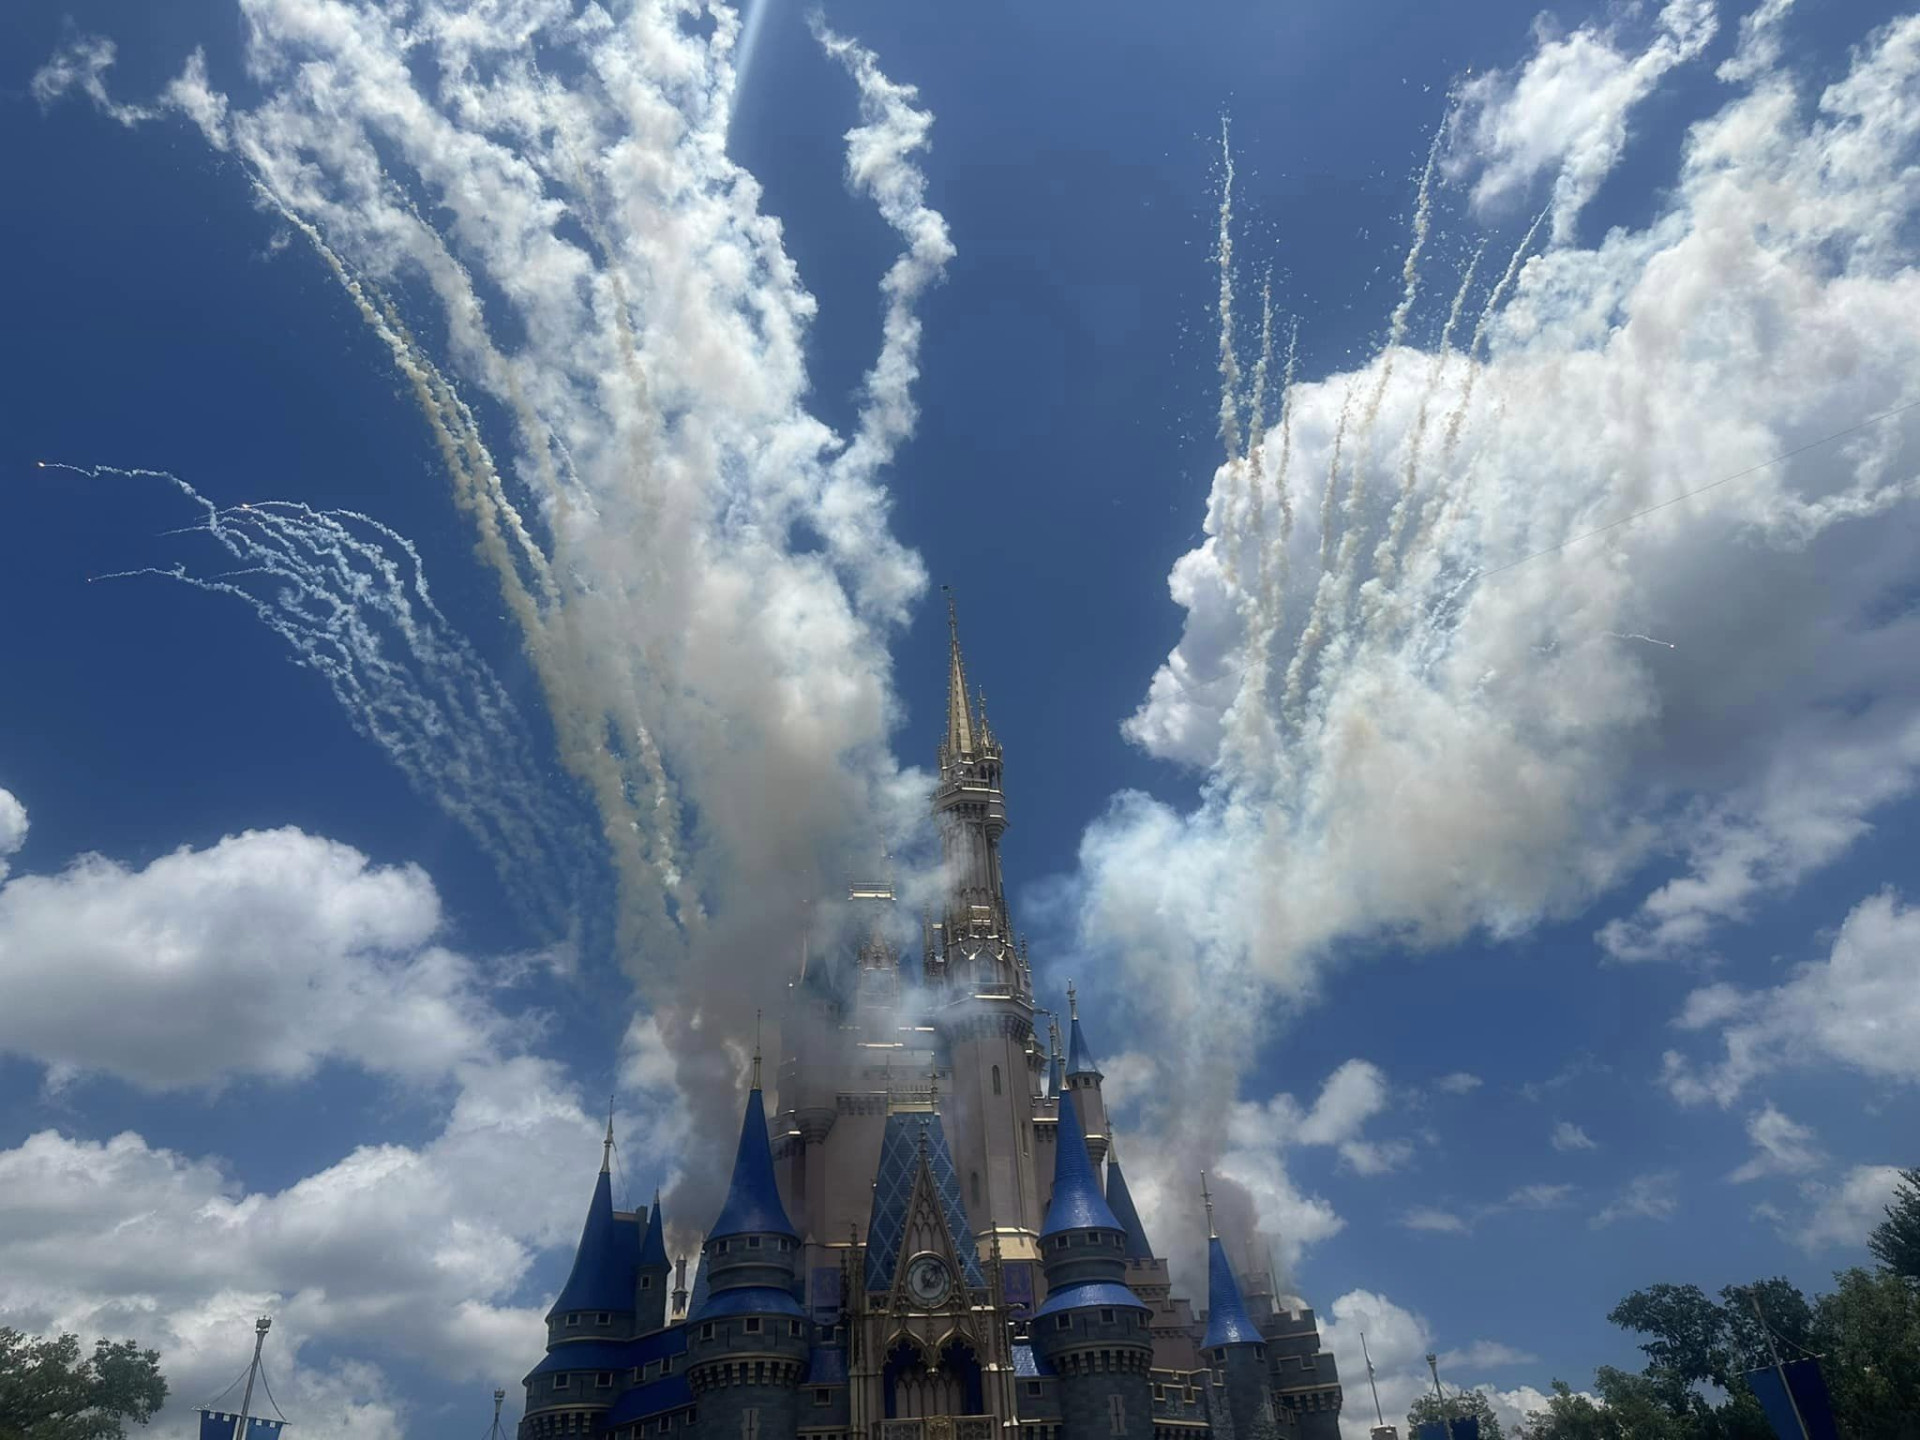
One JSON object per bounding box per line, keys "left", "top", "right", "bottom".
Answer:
{"left": 1026, "top": 1382, "right": 1043, "bottom": 1398}
{"left": 701, "top": 1323, "right": 716, "bottom": 1341}
{"left": 553, "top": 1374, "right": 570, "bottom": 1390}
{"left": 642, "top": 1275, "right": 653, "bottom": 1290}
{"left": 743, "top": 1317, "right": 762, "bottom": 1334}
{"left": 664, "top": 1356, "right": 675, "bottom": 1372}
{"left": 789, "top": 1320, "right": 803, "bottom": 1337}
{"left": 1053, "top": 1315, "right": 1071, "bottom": 1331}
{"left": 715, "top": 1240, "right": 729, "bottom": 1254}
{"left": 598, "top": 1312, "right": 611, "bottom": 1325}
{"left": 565, "top": 1313, "right": 581, "bottom": 1327}
{"left": 992, "top": 1065, "right": 1002, "bottom": 1095}
{"left": 1101, "top": 1308, "right": 1115, "bottom": 1323}
{"left": 598, "top": 1373, "right": 614, "bottom": 1389}
{"left": 748, "top": 1236, "right": 762, "bottom": 1249}
{"left": 814, "top": 1389, "right": 833, "bottom": 1407}
{"left": 1108, "top": 1393, "right": 1127, "bottom": 1436}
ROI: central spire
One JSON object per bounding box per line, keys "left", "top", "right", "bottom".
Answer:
{"left": 929, "top": 588, "right": 1018, "bottom": 993}
{"left": 945, "top": 586, "right": 976, "bottom": 759}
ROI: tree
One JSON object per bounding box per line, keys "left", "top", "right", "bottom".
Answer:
{"left": 0, "top": 1329, "right": 168, "bottom": 1440}
{"left": 1868, "top": 1168, "right": 1920, "bottom": 1284}
{"left": 1407, "top": 1385, "right": 1506, "bottom": 1439}
{"left": 1811, "top": 1266, "right": 1920, "bottom": 1440}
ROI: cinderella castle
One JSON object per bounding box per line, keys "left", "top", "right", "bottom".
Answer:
{"left": 518, "top": 611, "right": 1345, "bottom": 1440}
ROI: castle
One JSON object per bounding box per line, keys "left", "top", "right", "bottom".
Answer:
{"left": 519, "top": 609, "right": 1344, "bottom": 1440}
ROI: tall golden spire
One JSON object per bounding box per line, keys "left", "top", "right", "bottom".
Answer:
{"left": 944, "top": 586, "right": 975, "bottom": 759}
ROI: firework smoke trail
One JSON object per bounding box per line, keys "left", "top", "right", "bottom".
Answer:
{"left": 1274, "top": 131, "right": 1443, "bottom": 732}
{"left": 47, "top": 461, "right": 578, "bottom": 927}
{"left": 1441, "top": 207, "right": 1546, "bottom": 468}
{"left": 1363, "top": 240, "right": 1484, "bottom": 619}
{"left": 1216, "top": 118, "right": 1244, "bottom": 469}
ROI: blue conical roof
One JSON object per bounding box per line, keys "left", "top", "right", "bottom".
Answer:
{"left": 639, "top": 1190, "right": 669, "bottom": 1270}
{"left": 1105, "top": 1152, "right": 1155, "bottom": 1260}
{"left": 708, "top": 1086, "right": 797, "bottom": 1240}
{"left": 549, "top": 1168, "right": 634, "bottom": 1319}
{"left": 1067, "top": 1013, "right": 1101, "bottom": 1079}
{"left": 1041, "top": 1069, "right": 1123, "bottom": 1239}
{"left": 1203, "top": 1236, "right": 1262, "bottom": 1349}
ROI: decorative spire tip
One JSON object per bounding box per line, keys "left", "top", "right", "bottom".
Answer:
{"left": 1201, "top": 1171, "right": 1216, "bottom": 1238}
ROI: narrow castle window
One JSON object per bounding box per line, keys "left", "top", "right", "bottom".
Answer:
{"left": 747, "top": 1236, "right": 762, "bottom": 1249}
{"left": 1108, "top": 1394, "right": 1127, "bottom": 1435}
{"left": 1026, "top": 1382, "right": 1042, "bottom": 1398}
{"left": 598, "top": 1312, "right": 611, "bottom": 1325}
{"left": 992, "top": 1065, "right": 1002, "bottom": 1095}
{"left": 814, "top": 1389, "right": 832, "bottom": 1407}
{"left": 565, "top": 1313, "right": 581, "bottom": 1327}
{"left": 1101, "top": 1308, "right": 1115, "bottom": 1323}
{"left": 642, "top": 1276, "right": 653, "bottom": 1290}
{"left": 553, "top": 1374, "right": 570, "bottom": 1390}
{"left": 743, "top": 1317, "right": 762, "bottom": 1334}
{"left": 971, "top": 1171, "right": 982, "bottom": 1206}
{"left": 701, "top": 1323, "right": 716, "bottom": 1341}
{"left": 741, "top": 1409, "right": 761, "bottom": 1440}
{"left": 598, "top": 1373, "right": 614, "bottom": 1388}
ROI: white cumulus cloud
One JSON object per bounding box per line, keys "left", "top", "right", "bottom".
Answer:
{"left": 1664, "top": 887, "right": 1920, "bottom": 1105}
{"left": 1727, "top": 1103, "right": 1824, "bottom": 1182}
{"left": 1794, "top": 1163, "right": 1905, "bottom": 1252}
{"left": 0, "top": 826, "right": 500, "bottom": 1091}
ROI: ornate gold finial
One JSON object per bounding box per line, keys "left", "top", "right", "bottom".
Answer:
{"left": 1201, "top": 1172, "right": 1216, "bottom": 1238}
{"left": 751, "top": 1009, "right": 763, "bottom": 1090}
{"left": 1067, "top": 979, "right": 1078, "bottom": 1021}
{"left": 602, "top": 1094, "right": 616, "bottom": 1174}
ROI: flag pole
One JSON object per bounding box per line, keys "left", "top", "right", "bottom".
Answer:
{"left": 1361, "top": 1332, "right": 1386, "bottom": 1429}
{"left": 1426, "top": 1352, "right": 1452, "bottom": 1437}
{"left": 232, "top": 1316, "right": 271, "bottom": 1440}
{"left": 1748, "top": 1291, "right": 1810, "bottom": 1440}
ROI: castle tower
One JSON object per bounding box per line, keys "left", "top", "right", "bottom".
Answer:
{"left": 520, "top": 1124, "right": 636, "bottom": 1438}
{"left": 687, "top": 1074, "right": 809, "bottom": 1440}
{"left": 1031, "top": 1055, "right": 1154, "bottom": 1440}
{"left": 1201, "top": 1180, "right": 1278, "bottom": 1440}
{"left": 1064, "top": 983, "right": 1109, "bottom": 1174}
{"left": 931, "top": 595, "right": 1046, "bottom": 1261}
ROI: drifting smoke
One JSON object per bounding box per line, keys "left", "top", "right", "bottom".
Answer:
{"left": 1091, "top": 6, "right": 1920, "bottom": 1286}
{"left": 34, "top": 0, "right": 952, "bottom": 1231}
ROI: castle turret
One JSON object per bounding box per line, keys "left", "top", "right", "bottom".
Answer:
{"left": 1064, "top": 982, "right": 1110, "bottom": 1173}
{"left": 637, "top": 1189, "right": 671, "bottom": 1334}
{"left": 687, "top": 1073, "right": 808, "bottom": 1440}
{"left": 1032, "top": 1050, "right": 1154, "bottom": 1440}
{"left": 1105, "top": 1148, "right": 1154, "bottom": 1263}
{"left": 521, "top": 1125, "right": 637, "bottom": 1438}
{"left": 1202, "top": 1181, "right": 1277, "bottom": 1440}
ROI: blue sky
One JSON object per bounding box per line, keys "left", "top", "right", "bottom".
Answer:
{"left": 2, "top": 0, "right": 1917, "bottom": 1436}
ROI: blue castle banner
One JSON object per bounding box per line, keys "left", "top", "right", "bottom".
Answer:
{"left": 198, "top": 1411, "right": 288, "bottom": 1440}
{"left": 1747, "top": 1359, "right": 1839, "bottom": 1440}
{"left": 1414, "top": 1420, "right": 1480, "bottom": 1440}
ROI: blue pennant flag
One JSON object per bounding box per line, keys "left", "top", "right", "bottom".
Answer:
{"left": 1746, "top": 1359, "right": 1839, "bottom": 1440}
{"left": 1414, "top": 1423, "right": 1480, "bottom": 1440}
{"left": 199, "top": 1411, "right": 288, "bottom": 1440}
